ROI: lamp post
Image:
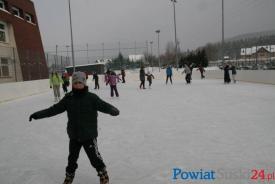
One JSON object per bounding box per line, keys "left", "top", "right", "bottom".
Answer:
{"left": 55, "top": 45, "right": 58, "bottom": 71}
{"left": 150, "top": 41, "right": 153, "bottom": 71}
{"left": 102, "top": 42, "right": 104, "bottom": 61}
{"left": 68, "top": 0, "right": 75, "bottom": 72}
{"left": 86, "top": 43, "right": 89, "bottom": 64}
{"left": 155, "top": 30, "right": 160, "bottom": 72}
{"left": 66, "top": 45, "right": 70, "bottom": 66}
{"left": 221, "top": 0, "right": 225, "bottom": 64}
{"left": 171, "top": 0, "right": 178, "bottom": 70}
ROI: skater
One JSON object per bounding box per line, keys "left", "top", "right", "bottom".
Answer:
{"left": 29, "top": 71, "right": 119, "bottom": 184}
{"left": 93, "top": 72, "right": 100, "bottom": 89}
{"left": 183, "top": 64, "right": 192, "bottom": 84}
{"left": 104, "top": 69, "right": 111, "bottom": 86}
{"left": 189, "top": 63, "right": 195, "bottom": 80}
{"left": 224, "top": 64, "right": 231, "bottom": 84}
{"left": 50, "top": 71, "right": 63, "bottom": 102}
{"left": 107, "top": 71, "right": 120, "bottom": 97}
{"left": 139, "top": 66, "right": 146, "bottom": 89}
{"left": 121, "top": 69, "right": 126, "bottom": 83}
{"left": 166, "top": 65, "right": 173, "bottom": 84}
{"left": 197, "top": 65, "right": 205, "bottom": 79}
{"left": 146, "top": 71, "right": 155, "bottom": 88}
{"left": 62, "top": 72, "right": 70, "bottom": 93}
{"left": 231, "top": 64, "right": 237, "bottom": 83}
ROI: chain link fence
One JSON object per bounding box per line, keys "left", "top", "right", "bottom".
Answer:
{"left": 44, "top": 41, "right": 148, "bottom": 65}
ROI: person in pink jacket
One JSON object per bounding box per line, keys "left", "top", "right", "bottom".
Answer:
{"left": 107, "top": 71, "right": 121, "bottom": 97}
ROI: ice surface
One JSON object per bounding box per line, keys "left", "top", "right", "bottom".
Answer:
{"left": 0, "top": 75, "right": 275, "bottom": 184}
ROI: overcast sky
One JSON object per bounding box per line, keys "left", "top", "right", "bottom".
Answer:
{"left": 33, "top": 0, "right": 275, "bottom": 55}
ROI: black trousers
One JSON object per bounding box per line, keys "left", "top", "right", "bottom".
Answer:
{"left": 140, "top": 80, "right": 145, "bottom": 89}
{"left": 94, "top": 80, "right": 100, "bottom": 89}
{"left": 200, "top": 72, "right": 205, "bottom": 79}
{"left": 166, "top": 75, "right": 172, "bottom": 84}
{"left": 185, "top": 74, "right": 191, "bottom": 84}
{"left": 148, "top": 79, "right": 152, "bottom": 87}
{"left": 66, "top": 138, "right": 106, "bottom": 174}
{"left": 110, "top": 85, "right": 119, "bottom": 97}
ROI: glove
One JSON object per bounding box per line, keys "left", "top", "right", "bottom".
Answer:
{"left": 29, "top": 113, "right": 38, "bottom": 122}
{"left": 110, "top": 107, "right": 119, "bottom": 116}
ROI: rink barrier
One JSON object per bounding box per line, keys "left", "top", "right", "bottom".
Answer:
{"left": 120, "top": 68, "right": 275, "bottom": 85}
{"left": 203, "top": 70, "right": 275, "bottom": 85}
{"left": 0, "top": 79, "right": 50, "bottom": 103}
{"left": 0, "top": 69, "right": 274, "bottom": 103}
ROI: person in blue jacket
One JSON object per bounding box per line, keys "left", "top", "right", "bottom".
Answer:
{"left": 166, "top": 65, "right": 173, "bottom": 84}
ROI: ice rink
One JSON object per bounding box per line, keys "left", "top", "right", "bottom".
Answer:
{"left": 0, "top": 75, "right": 275, "bottom": 184}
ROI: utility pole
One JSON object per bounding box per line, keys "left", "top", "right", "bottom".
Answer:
{"left": 150, "top": 41, "right": 153, "bottom": 71}
{"left": 134, "top": 41, "right": 137, "bottom": 56}
{"left": 256, "top": 45, "right": 258, "bottom": 66}
{"left": 102, "top": 42, "right": 104, "bottom": 61}
{"left": 171, "top": 0, "right": 179, "bottom": 70}
{"left": 150, "top": 41, "right": 153, "bottom": 56}
{"left": 55, "top": 45, "right": 58, "bottom": 71}
{"left": 222, "top": 0, "right": 225, "bottom": 64}
{"left": 118, "top": 41, "right": 121, "bottom": 54}
{"left": 155, "top": 30, "right": 161, "bottom": 72}
{"left": 270, "top": 45, "right": 272, "bottom": 63}
{"left": 118, "top": 41, "right": 122, "bottom": 68}
{"left": 66, "top": 45, "right": 70, "bottom": 66}
{"left": 86, "top": 43, "right": 89, "bottom": 64}
{"left": 68, "top": 0, "right": 75, "bottom": 72}
{"left": 145, "top": 41, "right": 150, "bottom": 71}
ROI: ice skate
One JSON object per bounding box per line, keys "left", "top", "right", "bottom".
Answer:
{"left": 63, "top": 172, "right": 75, "bottom": 184}
{"left": 98, "top": 169, "right": 109, "bottom": 184}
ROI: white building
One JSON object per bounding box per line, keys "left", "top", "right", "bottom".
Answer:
{"left": 128, "top": 54, "right": 144, "bottom": 62}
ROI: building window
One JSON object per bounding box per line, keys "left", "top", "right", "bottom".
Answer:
{"left": 11, "top": 6, "right": 23, "bottom": 18}
{"left": 0, "top": 0, "right": 5, "bottom": 10}
{"left": 0, "top": 58, "right": 10, "bottom": 77}
{"left": 25, "top": 13, "right": 34, "bottom": 23}
{"left": 0, "top": 21, "right": 8, "bottom": 42}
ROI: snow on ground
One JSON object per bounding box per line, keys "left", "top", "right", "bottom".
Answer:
{"left": 0, "top": 75, "right": 275, "bottom": 184}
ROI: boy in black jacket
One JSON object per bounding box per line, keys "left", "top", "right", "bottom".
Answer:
{"left": 29, "top": 71, "right": 119, "bottom": 184}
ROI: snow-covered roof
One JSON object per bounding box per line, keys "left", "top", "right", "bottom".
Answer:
{"left": 241, "top": 45, "right": 275, "bottom": 56}
{"left": 65, "top": 63, "right": 105, "bottom": 68}
{"left": 128, "top": 54, "right": 144, "bottom": 62}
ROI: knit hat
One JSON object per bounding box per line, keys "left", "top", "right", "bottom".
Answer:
{"left": 72, "top": 71, "right": 87, "bottom": 85}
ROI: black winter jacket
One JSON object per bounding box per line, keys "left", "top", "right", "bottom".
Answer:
{"left": 33, "top": 87, "right": 118, "bottom": 141}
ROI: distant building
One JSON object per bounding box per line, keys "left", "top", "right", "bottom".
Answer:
{"left": 0, "top": 0, "right": 48, "bottom": 83}
{"left": 95, "top": 59, "right": 112, "bottom": 64}
{"left": 241, "top": 45, "right": 275, "bottom": 61}
{"left": 128, "top": 54, "right": 144, "bottom": 62}
{"left": 65, "top": 63, "right": 105, "bottom": 76}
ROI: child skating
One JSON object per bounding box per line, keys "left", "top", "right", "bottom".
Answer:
{"left": 93, "top": 72, "right": 100, "bottom": 89}
{"left": 107, "top": 71, "right": 121, "bottom": 97}
{"left": 29, "top": 71, "right": 120, "bottom": 184}
{"left": 146, "top": 71, "right": 155, "bottom": 88}
{"left": 183, "top": 64, "right": 192, "bottom": 84}
{"left": 139, "top": 66, "right": 146, "bottom": 89}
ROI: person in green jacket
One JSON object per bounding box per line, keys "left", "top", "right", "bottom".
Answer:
{"left": 29, "top": 71, "right": 120, "bottom": 184}
{"left": 50, "top": 71, "right": 63, "bottom": 102}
